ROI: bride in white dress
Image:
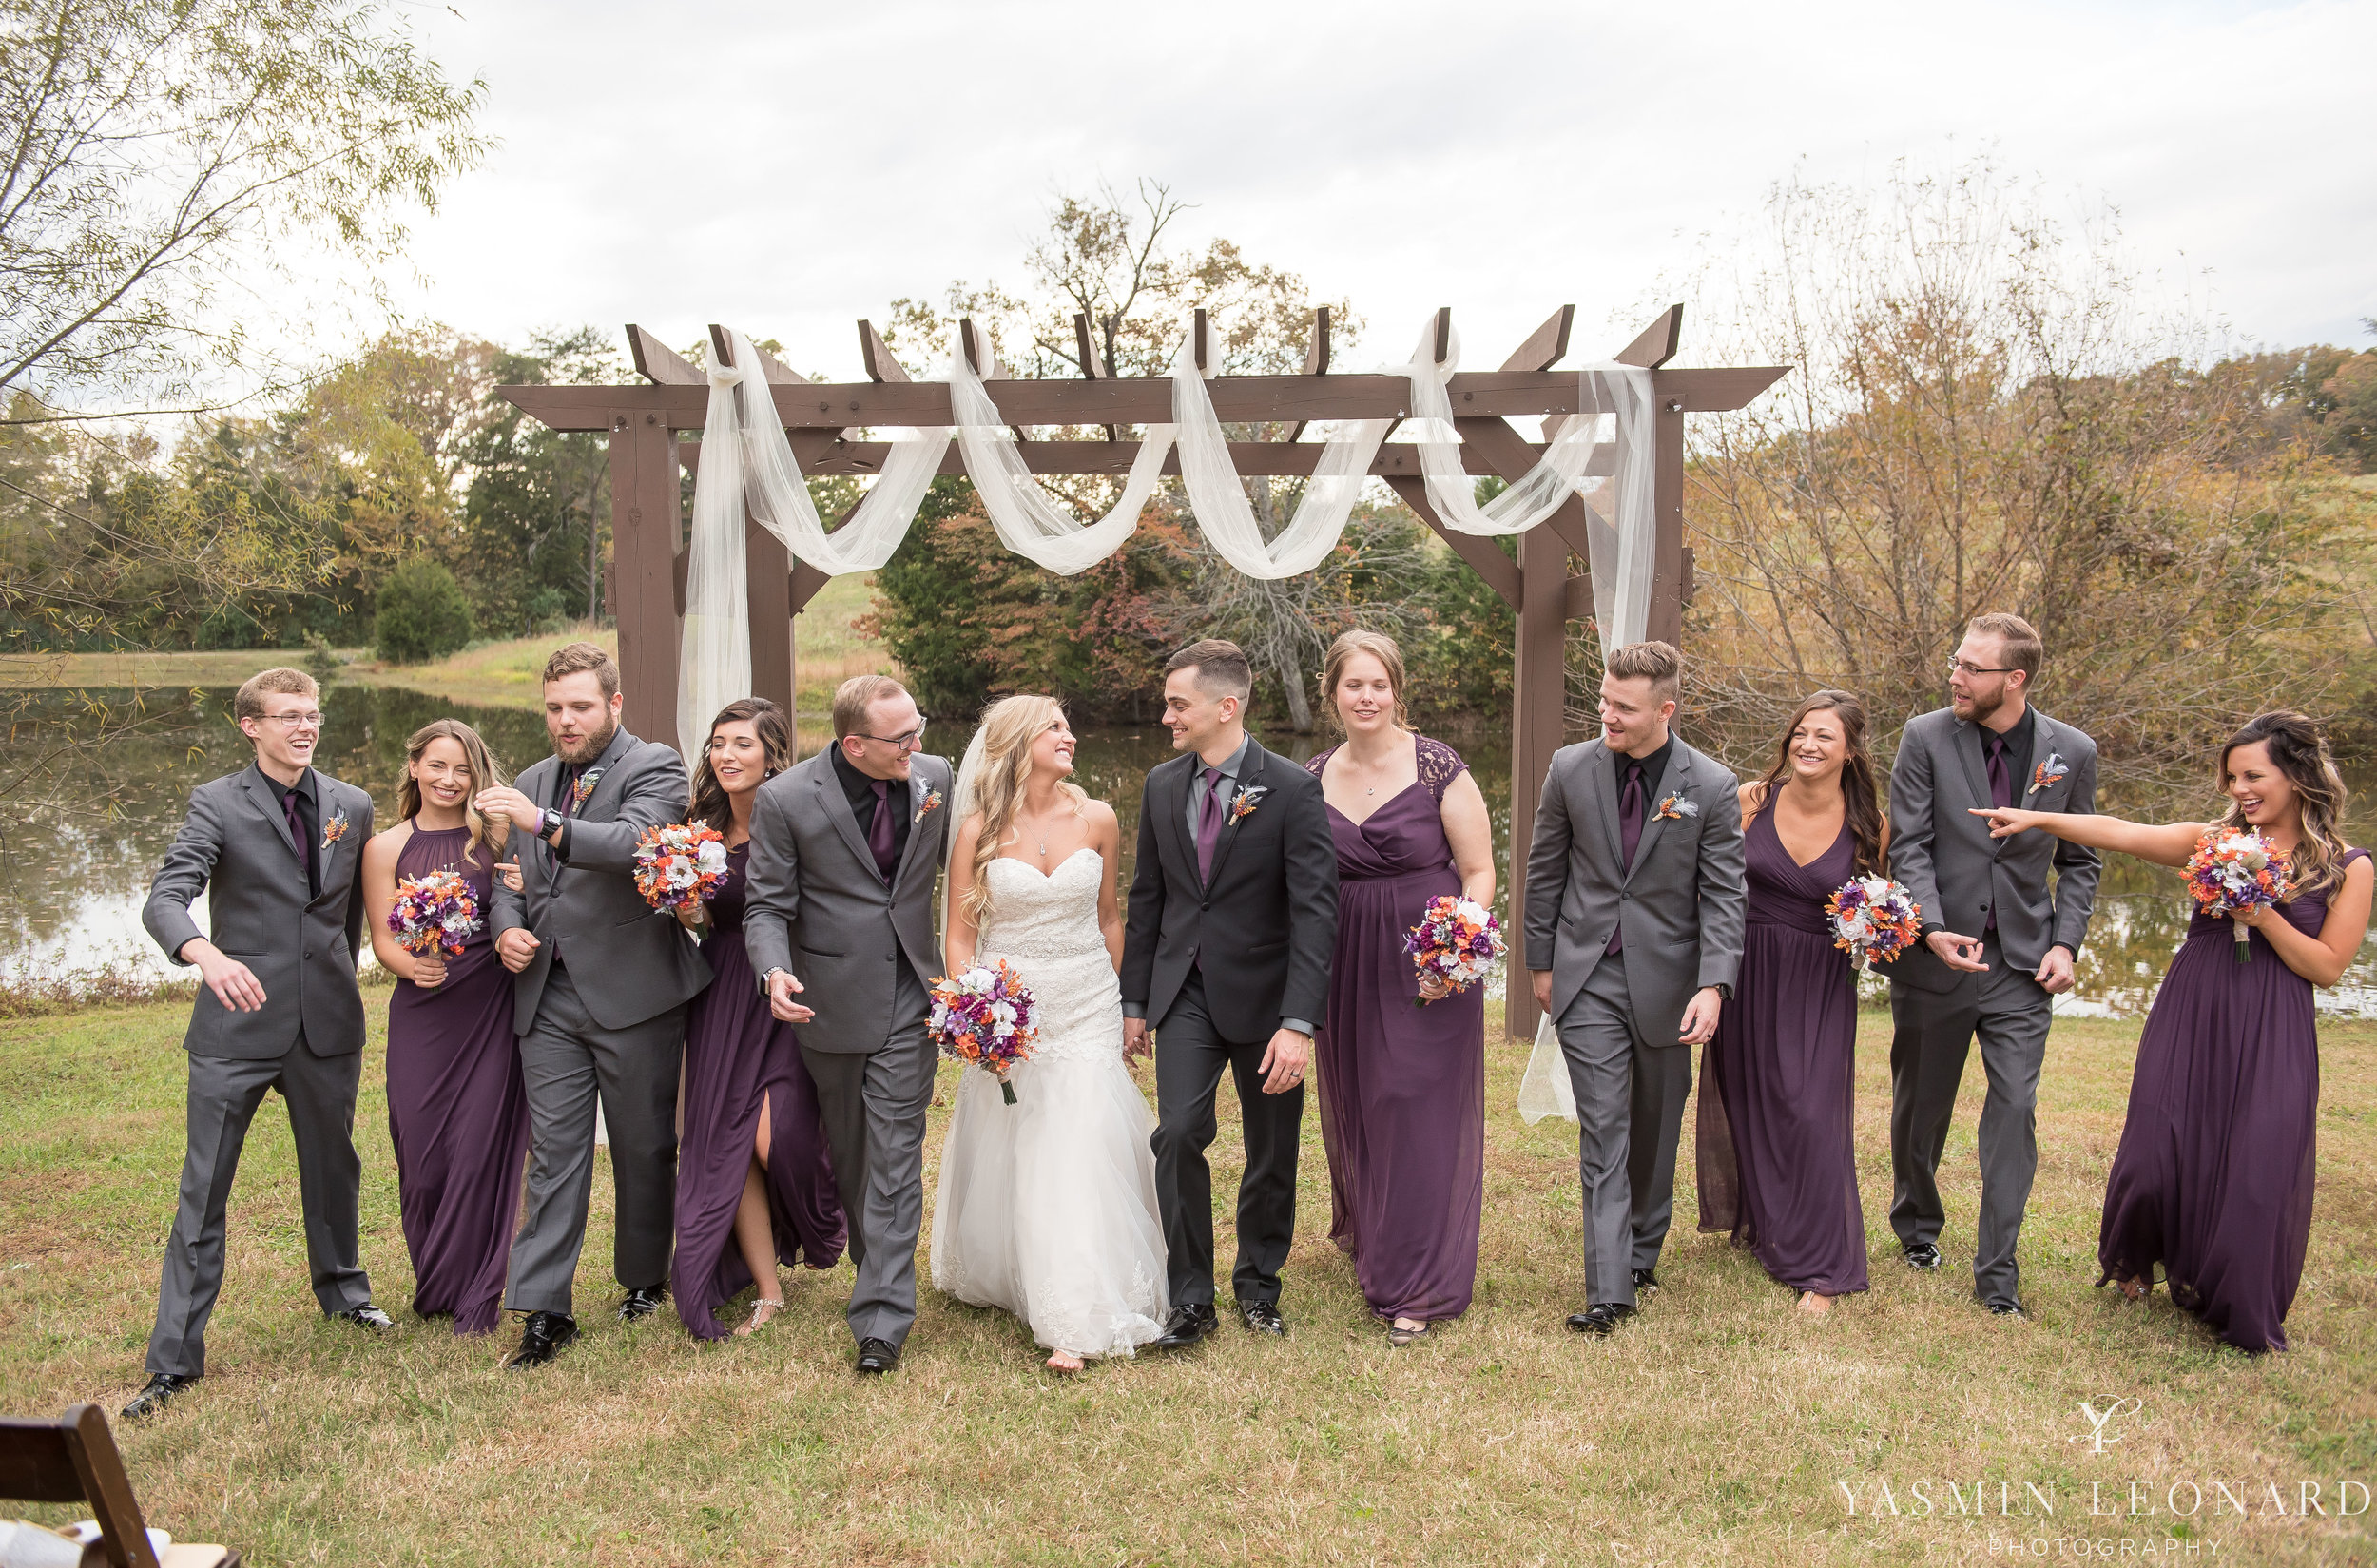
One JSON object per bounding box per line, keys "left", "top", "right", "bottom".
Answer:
{"left": 931, "top": 694, "right": 1169, "bottom": 1371}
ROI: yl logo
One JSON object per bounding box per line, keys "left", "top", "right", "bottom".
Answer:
{"left": 2070, "top": 1397, "right": 2143, "bottom": 1456}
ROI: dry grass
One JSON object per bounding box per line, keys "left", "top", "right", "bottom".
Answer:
{"left": 3, "top": 1000, "right": 2372, "bottom": 1564}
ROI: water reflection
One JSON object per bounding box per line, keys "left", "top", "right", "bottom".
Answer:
{"left": 3, "top": 684, "right": 2364, "bottom": 1016}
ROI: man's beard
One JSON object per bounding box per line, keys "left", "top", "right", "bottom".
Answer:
{"left": 555, "top": 715, "right": 618, "bottom": 765}
{"left": 1958, "top": 686, "right": 2005, "bottom": 725}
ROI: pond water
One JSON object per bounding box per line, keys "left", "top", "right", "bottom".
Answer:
{"left": 5, "top": 682, "right": 2371, "bottom": 1017}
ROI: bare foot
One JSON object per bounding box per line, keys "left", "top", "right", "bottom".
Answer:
{"left": 1797, "top": 1291, "right": 1833, "bottom": 1316}
{"left": 1046, "top": 1350, "right": 1085, "bottom": 1373}
{"left": 735, "top": 1298, "right": 783, "bottom": 1337}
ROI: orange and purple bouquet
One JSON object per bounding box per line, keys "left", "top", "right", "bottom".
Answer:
{"left": 386, "top": 867, "right": 481, "bottom": 958}
{"left": 2185, "top": 828, "right": 2290, "bottom": 964}
{"left": 632, "top": 823, "right": 730, "bottom": 913}
{"left": 928, "top": 961, "right": 1037, "bottom": 1104}
{"left": 1402, "top": 895, "right": 1506, "bottom": 1001}
{"left": 1826, "top": 875, "right": 1923, "bottom": 963}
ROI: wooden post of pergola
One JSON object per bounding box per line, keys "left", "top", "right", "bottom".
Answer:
{"left": 499, "top": 307, "right": 1785, "bottom": 1040}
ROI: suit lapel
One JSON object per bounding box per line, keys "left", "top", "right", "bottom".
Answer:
{"left": 573, "top": 727, "right": 637, "bottom": 819}
{"left": 1623, "top": 746, "right": 1685, "bottom": 886}
{"left": 242, "top": 764, "right": 302, "bottom": 864}
{"left": 309, "top": 779, "right": 349, "bottom": 899}
{"left": 1582, "top": 745, "right": 1622, "bottom": 873}
{"left": 2024, "top": 714, "right": 2069, "bottom": 808}
{"left": 1201, "top": 741, "right": 1266, "bottom": 890}
{"left": 891, "top": 757, "right": 945, "bottom": 884}
{"left": 1952, "top": 720, "right": 1993, "bottom": 815}
{"left": 1158, "top": 754, "right": 1198, "bottom": 887}
{"left": 814, "top": 753, "right": 879, "bottom": 875}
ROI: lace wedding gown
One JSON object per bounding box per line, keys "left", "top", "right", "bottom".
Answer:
{"left": 930, "top": 848, "right": 1169, "bottom": 1357}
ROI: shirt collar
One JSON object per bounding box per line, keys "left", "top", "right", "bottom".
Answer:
{"left": 830, "top": 742, "right": 903, "bottom": 802}
{"left": 1617, "top": 733, "right": 1675, "bottom": 788}
{"left": 1983, "top": 705, "right": 2035, "bottom": 751}
{"left": 260, "top": 763, "right": 316, "bottom": 803}
{"left": 1208, "top": 730, "right": 1252, "bottom": 782}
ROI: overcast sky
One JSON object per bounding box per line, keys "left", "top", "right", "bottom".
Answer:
{"left": 365, "top": 0, "right": 2375, "bottom": 377}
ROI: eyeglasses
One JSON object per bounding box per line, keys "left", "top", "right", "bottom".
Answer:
{"left": 255, "top": 711, "right": 324, "bottom": 729}
{"left": 854, "top": 716, "right": 929, "bottom": 751}
{"left": 1945, "top": 659, "right": 2017, "bottom": 679}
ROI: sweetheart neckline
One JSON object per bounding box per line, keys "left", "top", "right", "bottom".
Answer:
{"left": 985, "top": 845, "right": 1102, "bottom": 881}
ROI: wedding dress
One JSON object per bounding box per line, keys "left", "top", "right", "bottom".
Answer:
{"left": 929, "top": 848, "right": 1169, "bottom": 1357}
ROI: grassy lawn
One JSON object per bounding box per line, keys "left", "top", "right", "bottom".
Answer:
{"left": 3, "top": 1001, "right": 2372, "bottom": 1564}
{"left": 0, "top": 574, "right": 893, "bottom": 715}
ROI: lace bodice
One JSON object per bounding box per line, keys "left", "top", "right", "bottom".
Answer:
{"left": 975, "top": 849, "right": 1124, "bottom": 1064}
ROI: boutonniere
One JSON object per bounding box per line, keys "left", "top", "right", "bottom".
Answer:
{"left": 1229, "top": 784, "right": 1269, "bottom": 824}
{"left": 1654, "top": 792, "right": 1699, "bottom": 821}
{"left": 569, "top": 767, "right": 605, "bottom": 813}
{"left": 321, "top": 810, "right": 350, "bottom": 849}
{"left": 914, "top": 786, "right": 944, "bottom": 825}
{"left": 2026, "top": 755, "right": 2069, "bottom": 798}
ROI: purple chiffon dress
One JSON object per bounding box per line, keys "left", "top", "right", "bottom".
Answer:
{"left": 2097, "top": 846, "right": 2364, "bottom": 1352}
{"left": 385, "top": 823, "right": 530, "bottom": 1335}
{"left": 1307, "top": 737, "right": 1485, "bottom": 1324}
{"left": 1695, "top": 803, "right": 1869, "bottom": 1295}
{"left": 671, "top": 842, "right": 844, "bottom": 1339}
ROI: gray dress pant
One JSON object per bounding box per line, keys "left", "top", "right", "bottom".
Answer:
{"left": 146, "top": 1040, "right": 371, "bottom": 1377}
{"left": 504, "top": 963, "right": 686, "bottom": 1317}
{"left": 1556, "top": 953, "right": 1694, "bottom": 1310}
{"left": 800, "top": 962, "right": 935, "bottom": 1349}
{"left": 1888, "top": 935, "right": 2052, "bottom": 1307}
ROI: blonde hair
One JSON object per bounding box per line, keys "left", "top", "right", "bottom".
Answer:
{"left": 833, "top": 674, "right": 911, "bottom": 741}
{"left": 1605, "top": 639, "right": 1682, "bottom": 703}
{"left": 961, "top": 694, "right": 1087, "bottom": 922}
{"left": 234, "top": 667, "right": 318, "bottom": 725}
{"left": 396, "top": 719, "right": 509, "bottom": 865}
{"left": 1319, "top": 629, "right": 1410, "bottom": 733}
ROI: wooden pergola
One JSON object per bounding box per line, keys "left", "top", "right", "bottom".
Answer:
{"left": 498, "top": 305, "right": 1785, "bottom": 1039}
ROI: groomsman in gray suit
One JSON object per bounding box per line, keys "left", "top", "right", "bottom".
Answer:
{"left": 127, "top": 667, "right": 389, "bottom": 1420}
{"left": 1886, "top": 611, "right": 2100, "bottom": 1317}
{"left": 475, "top": 642, "right": 710, "bottom": 1369}
{"left": 744, "top": 674, "right": 954, "bottom": 1375}
{"left": 1526, "top": 640, "right": 1748, "bottom": 1336}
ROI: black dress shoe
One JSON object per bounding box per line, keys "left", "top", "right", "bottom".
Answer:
{"left": 1238, "top": 1300, "right": 1286, "bottom": 1337}
{"left": 1903, "top": 1242, "right": 1942, "bottom": 1271}
{"left": 336, "top": 1301, "right": 394, "bottom": 1331}
{"left": 121, "top": 1373, "right": 195, "bottom": 1420}
{"left": 1565, "top": 1303, "right": 1638, "bottom": 1337}
{"left": 1986, "top": 1301, "right": 2029, "bottom": 1320}
{"left": 504, "top": 1311, "right": 578, "bottom": 1370}
{"left": 855, "top": 1337, "right": 901, "bottom": 1375}
{"left": 1632, "top": 1268, "right": 1661, "bottom": 1295}
{"left": 618, "top": 1284, "right": 667, "bottom": 1323}
{"left": 1146, "top": 1303, "right": 1219, "bottom": 1350}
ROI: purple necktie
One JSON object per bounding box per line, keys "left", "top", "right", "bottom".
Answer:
{"left": 1195, "top": 765, "right": 1225, "bottom": 884}
{"left": 1984, "top": 733, "right": 2011, "bottom": 933}
{"left": 1607, "top": 760, "right": 1646, "bottom": 956}
{"left": 868, "top": 779, "right": 899, "bottom": 881}
{"left": 281, "top": 785, "right": 314, "bottom": 888}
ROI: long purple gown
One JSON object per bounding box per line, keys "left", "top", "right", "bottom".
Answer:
{"left": 671, "top": 842, "right": 844, "bottom": 1340}
{"left": 1695, "top": 803, "right": 1869, "bottom": 1295}
{"left": 1307, "top": 737, "right": 1485, "bottom": 1324}
{"left": 2097, "top": 846, "right": 2364, "bottom": 1352}
{"left": 385, "top": 822, "right": 530, "bottom": 1335}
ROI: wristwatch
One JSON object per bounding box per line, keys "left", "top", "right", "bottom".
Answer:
{"left": 1714, "top": 983, "right": 1734, "bottom": 1001}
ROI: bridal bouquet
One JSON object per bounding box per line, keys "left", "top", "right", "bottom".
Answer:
{"left": 2185, "top": 828, "right": 2290, "bottom": 964}
{"left": 929, "top": 961, "right": 1037, "bottom": 1104}
{"left": 632, "top": 823, "right": 730, "bottom": 913}
{"left": 1403, "top": 895, "right": 1506, "bottom": 1000}
{"left": 386, "top": 867, "right": 481, "bottom": 958}
{"left": 1825, "top": 876, "right": 1923, "bottom": 964}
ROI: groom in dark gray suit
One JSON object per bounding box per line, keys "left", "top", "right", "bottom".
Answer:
{"left": 744, "top": 674, "right": 954, "bottom": 1375}
{"left": 1886, "top": 611, "right": 2100, "bottom": 1316}
{"left": 1526, "top": 640, "right": 1747, "bottom": 1336}
{"left": 476, "top": 642, "right": 710, "bottom": 1369}
{"left": 128, "top": 667, "right": 389, "bottom": 1420}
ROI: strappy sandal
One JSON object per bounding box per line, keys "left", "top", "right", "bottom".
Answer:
{"left": 1387, "top": 1318, "right": 1429, "bottom": 1347}
{"left": 735, "top": 1298, "right": 784, "bottom": 1337}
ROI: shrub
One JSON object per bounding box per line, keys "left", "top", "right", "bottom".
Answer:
{"left": 374, "top": 558, "right": 475, "bottom": 664}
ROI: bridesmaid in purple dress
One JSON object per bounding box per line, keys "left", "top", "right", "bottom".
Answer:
{"left": 1697, "top": 691, "right": 1884, "bottom": 1313}
{"left": 669, "top": 699, "right": 844, "bottom": 1339}
{"left": 1305, "top": 631, "right": 1498, "bottom": 1347}
{"left": 361, "top": 720, "right": 528, "bottom": 1335}
{"left": 1975, "top": 710, "right": 2371, "bottom": 1352}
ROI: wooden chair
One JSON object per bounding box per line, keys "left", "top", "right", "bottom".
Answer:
{"left": 0, "top": 1404, "right": 236, "bottom": 1568}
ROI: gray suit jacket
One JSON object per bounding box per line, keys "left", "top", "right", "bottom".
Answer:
{"left": 1524, "top": 736, "right": 1749, "bottom": 1038}
{"left": 491, "top": 726, "right": 709, "bottom": 1035}
{"left": 1886, "top": 706, "right": 2102, "bottom": 994}
{"left": 144, "top": 763, "right": 374, "bottom": 1059}
{"left": 742, "top": 748, "right": 955, "bottom": 1055}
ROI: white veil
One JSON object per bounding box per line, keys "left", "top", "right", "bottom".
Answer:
{"left": 941, "top": 721, "right": 991, "bottom": 963}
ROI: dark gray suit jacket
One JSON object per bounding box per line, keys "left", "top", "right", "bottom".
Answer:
{"left": 1886, "top": 706, "right": 2102, "bottom": 994}
{"left": 1524, "top": 736, "right": 1748, "bottom": 1037}
{"left": 742, "top": 748, "right": 955, "bottom": 1055}
{"left": 144, "top": 763, "right": 374, "bottom": 1059}
{"left": 1119, "top": 739, "right": 1340, "bottom": 1044}
{"left": 491, "top": 726, "right": 709, "bottom": 1035}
